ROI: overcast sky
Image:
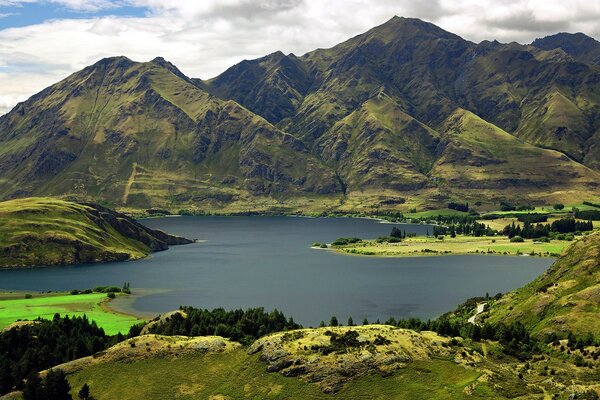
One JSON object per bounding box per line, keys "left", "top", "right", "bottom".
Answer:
{"left": 1, "top": 0, "right": 600, "bottom": 115}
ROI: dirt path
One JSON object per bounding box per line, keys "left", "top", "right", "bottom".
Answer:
{"left": 468, "top": 302, "right": 487, "bottom": 324}
{"left": 122, "top": 162, "right": 138, "bottom": 205}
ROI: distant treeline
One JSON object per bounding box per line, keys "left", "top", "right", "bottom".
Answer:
{"left": 502, "top": 218, "right": 594, "bottom": 239}
{"left": 575, "top": 209, "right": 600, "bottom": 221}
{"left": 146, "top": 307, "right": 301, "bottom": 346}
{"left": 582, "top": 201, "right": 600, "bottom": 209}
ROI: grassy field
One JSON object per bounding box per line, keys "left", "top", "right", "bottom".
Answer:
{"left": 329, "top": 235, "right": 572, "bottom": 257}
{"left": 0, "top": 292, "right": 144, "bottom": 335}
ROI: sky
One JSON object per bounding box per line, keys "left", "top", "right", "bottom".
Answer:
{"left": 1, "top": 0, "right": 600, "bottom": 115}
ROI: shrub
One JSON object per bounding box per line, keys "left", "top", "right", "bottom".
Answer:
{"left": 553, "top": 203, "right": 565, "bottom": 210}
{"left": 24, "top": 294, "right": 32, "bottom": 299}
{"left": 510, "top": 236, "right": 524, "bottom": 243}
{"left": 107, "top": 293, "right": 116, "bottom": 299}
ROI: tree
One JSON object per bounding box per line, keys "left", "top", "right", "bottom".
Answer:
{"left": 78, "top": 383, "right": 90, "bottom": 400}
{"left": 44, "top": 369, "right": 72, "bottom": 400}
{"left": 390, "top": 227, "right": 403, "bottom": 239}
{"left": 330, "top": 316, "right": 339, "bottom": 327}
{"left": 347, "top": 317, "right": 354, "bottom": 326}
{"left": 553, "top": 203, "right": 564, "bottom": 210}
{"left": 23, "top": 372, "right": 43, "bottom": 400}
{"left": 362, "top": 318, "right": 369, "bottom": 325}
{"left": 0, "top": 357, "right": 14, "bottom": 395}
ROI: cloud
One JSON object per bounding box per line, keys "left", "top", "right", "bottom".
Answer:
{"left": 1, "top": 0, "right": 600, "bottom": 115}
{"left": 0, "top": 0, "right": 120, "bottom": 11}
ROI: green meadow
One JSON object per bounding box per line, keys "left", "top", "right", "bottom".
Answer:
{"left": 0, "top": 292, "right": 144, "bottom": 335}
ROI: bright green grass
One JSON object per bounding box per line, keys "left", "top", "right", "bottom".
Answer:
{"left": 68, "top": 351, "right": 492, "bottom": 400}
{"left": 0, "top": 292, "right": 143, "bottom": 335}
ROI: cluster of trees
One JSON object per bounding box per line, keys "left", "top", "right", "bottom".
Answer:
{"left": 447, "top": 202, "right": 469, "bottom": 212}
{"left": 69, "top": 283, "right": 130, "bottom": 296}
{"left": 517, "top": 213, "right": 548, "bottom": 223}
{"left": 331, "top": 237, "right": 362, "bottom": 246}
{"left": 147, "top": 307, "right": 301, "bottom": 345}
{"left": 433, "top": 221, "right": 496, "bottom": 237}
{"left": 22, "top": 369, "right": 71, "bottom": 400}
{"left": 500, "top": 202, "right": 534, "bottom": 212}
{"left": 502, "top": 218, "right": 593, "bottom": 239}
{"left": 0, "top": 314, "right": 114, "bottom": 396}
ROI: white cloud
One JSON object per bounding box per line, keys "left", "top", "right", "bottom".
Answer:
{"left": 1, "top": 0, "right": 600, "bottom": 115}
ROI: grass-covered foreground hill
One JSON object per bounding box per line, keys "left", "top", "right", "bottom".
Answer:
{"left": 58, "top": 327, "right": 496, "bottom": 399}
{"left": 0, "top": 197, "right": 191, "bottom": 268}
{"left": 483, "top": 232, "right": 600, "bottom": 338}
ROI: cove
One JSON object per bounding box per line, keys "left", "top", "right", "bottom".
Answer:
{"left": 0, "top": 216, "right": 551, "bottom": 326}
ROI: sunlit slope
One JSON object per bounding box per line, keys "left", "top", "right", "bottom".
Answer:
{"left": 0, "top": 197, "right": 189, "bottom": 267}
{"left": 485, "top": 232, "right": 600, "bottom": 338}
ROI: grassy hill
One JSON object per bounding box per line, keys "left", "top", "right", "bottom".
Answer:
{"left": 484, "top": 232, "right": 600, "bottom": 338}
{"left": 49, "top": 322, "right": 600, "bottom": 399}
{"left": 0, "top": 197, "right": 191, "bottom": 268}
{"left": 61, "top": 327, "right": 497, "bottom": 400}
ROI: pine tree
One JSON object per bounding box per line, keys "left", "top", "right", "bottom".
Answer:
{"left": 22, "top": 372, "right": 43, "bottom": 400}
{"left": 78, "top": 383, "right": 90, "bottom": 400}
{"left": 44, "top": 369, "right": 72, "bottom": 400}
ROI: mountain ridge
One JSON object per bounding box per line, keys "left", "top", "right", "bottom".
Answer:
{"left": 1, "top": 17, "right": 600, "bottom": 211}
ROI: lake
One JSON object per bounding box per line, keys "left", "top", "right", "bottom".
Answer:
{"left": 0, "top": 216, "right": 551, "bottom": 326}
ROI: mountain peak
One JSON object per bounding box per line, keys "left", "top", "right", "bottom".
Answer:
{"left": 92, "top": 55, "right": 134, "bottom": 68}
{"left": 150, "top": 56, "right": 191, "bottom": 81}
{"left": 360, "top": 16, "right": 464, "bottom": 45}
{"left": 531, "top": 32, "right": 600, "bottom": 65}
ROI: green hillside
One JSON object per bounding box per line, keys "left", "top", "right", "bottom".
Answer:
{"left": 0, "top": 197, "right": 190, "bottom": 268}
{"left": 484, "top": 232, "right": 600, "bottom": 338}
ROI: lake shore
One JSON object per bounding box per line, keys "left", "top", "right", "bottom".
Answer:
{"left": 321, "top": 235, "right": 572, "bottom": 258}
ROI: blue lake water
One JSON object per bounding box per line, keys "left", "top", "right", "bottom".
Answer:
{"left": 0, "top": 216, "right": 551, "bottom": 326}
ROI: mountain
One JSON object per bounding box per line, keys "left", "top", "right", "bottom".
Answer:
{"left": 1, "top": 17, "right": 600, "bottom": 212}
{"left": 0, "top": 197, "right": 192, "bottom": 268}
{"left": 204, "top": 17, "right": 600, "bottom": 207}
{"left": 0, "top": 56, "right": 341, "bottom": 210}
{"left": 484, "top": 232, "right": 600, "bottom": 338}
{"left": 532, "top": 32, "right": 600, "bottom": 66}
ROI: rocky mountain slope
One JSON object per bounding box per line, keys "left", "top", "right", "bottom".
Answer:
{"left": 1, "top": 17, "right": 600, "bottom": 211}
{"left": 0, "top": 197, "right": 192, "bottom": 268}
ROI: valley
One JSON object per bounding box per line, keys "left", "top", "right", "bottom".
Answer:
{"left": 0, "top": 11, "right": 599, "bottom": 400}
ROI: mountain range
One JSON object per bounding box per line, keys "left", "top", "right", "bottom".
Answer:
{"left": 1, "top": 16, "right": 599, "bottom": 212}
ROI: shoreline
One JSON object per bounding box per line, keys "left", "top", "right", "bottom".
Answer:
{"left": 103, "top": 288, "right": 167, "bottom": 320}
{"left": 313, "top": 235, "right": 571, "bottom": 259}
